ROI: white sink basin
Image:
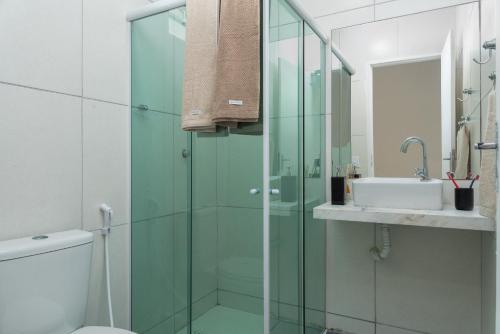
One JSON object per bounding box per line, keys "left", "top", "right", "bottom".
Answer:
{"left": 352, "top": 177, "right": 443, "bottom": 210}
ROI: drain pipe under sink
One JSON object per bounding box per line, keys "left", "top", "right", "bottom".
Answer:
{"left": 370, "top": 224, "right": 391, "bottom": 261}
{"left": 100, "top": 204, "right": 115, "bottom": 328}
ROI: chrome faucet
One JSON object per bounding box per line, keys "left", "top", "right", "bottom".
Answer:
{"left": 400, "top": 136, "right": 429, "bottom": 181}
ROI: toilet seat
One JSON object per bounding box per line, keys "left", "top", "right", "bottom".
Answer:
{"left": 72, "top": 326, "right": 136, "bottom": 334}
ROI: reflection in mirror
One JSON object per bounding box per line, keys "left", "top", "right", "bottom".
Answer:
{"left": 332, "top": 2, "right": 494, "bottom": 180}
{"left": 331, "top": 53, "right": 352, "bottom": 176}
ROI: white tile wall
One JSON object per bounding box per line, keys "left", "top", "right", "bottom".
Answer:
{"left": 83, "top": 99, "right": 130, "bottom": 230}
{"left": 327, "top": 221, "right": 375, "bottom": 321}
{"left": 351, "top": 82, "right": 368, "bottom": 136}
{"left": 0, "top": 83, "right": 82, "bottom": 240}
{"left": 351, "top": 135, "right": 369, "bottom": 176}
{"left": 83, "top": 0, "right": 146, "bottom": 105}
{"left": 0, "top": 0, "right": 82, "bottom": 95}
{"left": 376, "top": 227, "right": 482, "bottom": 334}
{"left": 0, "top": 0, "right": 148, "bottom": 330}
{"left": 396, "top": 8, "right": 456, "bottom": 56}
{"left": 337, "top": 19, "right": 398, "bottom": 82}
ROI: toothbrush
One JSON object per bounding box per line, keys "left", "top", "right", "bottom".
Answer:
{"left": 447, "top": 172, "right": 460, "bottom": 189}
{"left": 469, "top": 175, "right": 480, "bottom": 188}
{"left": 336, "top": 166, "right": 342, "bottom": 177}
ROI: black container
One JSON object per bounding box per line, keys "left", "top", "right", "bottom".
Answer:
{"left": 331, "top": 177, "right": 345, "bottom": 205}
{"left": 281, "top": 176, "right": 297, "bottom": 203}
{"left": 455, "top": 188, "right": 474, "bottom": 211}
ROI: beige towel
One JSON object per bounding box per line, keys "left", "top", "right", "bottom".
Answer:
{"left": 480, "top": 90, "right": 496, "bottom": 219}
{"left": 454, "top": 125, "right": 470, "bottom": 179}
{"left": 212, "top": 0, "right": 261, "bottom": 125}
{"left": 182, "top": 0, "right": 219, "bottom": 132}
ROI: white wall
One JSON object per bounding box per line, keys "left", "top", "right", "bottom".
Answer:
{"left": 0, "top": 0, "right": 148, "bottom": 329}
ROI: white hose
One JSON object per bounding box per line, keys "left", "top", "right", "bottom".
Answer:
{"left": 104, "top": 233, "right": 115, "bottom": 328}
{"left": 370, "top": 224, "right": 391, "bottom": 261}
{"left": 100, "top": 204, "right": 114, "bottom": 328}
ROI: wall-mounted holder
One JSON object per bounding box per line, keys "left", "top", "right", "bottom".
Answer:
{"left": 457, "top": 87, "right": 478, "bottom": 103}
{"left": 473, "top": 38, "right": 496, "bottom": 65}
{"left": 100, "top": 204, "right": 113, "bottom": 236}
{"left": 489, "top": 71, "right": 496, "bottom": 88}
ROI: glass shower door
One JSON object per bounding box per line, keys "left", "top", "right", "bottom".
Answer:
{"left": 131, "top": 8, "right": 191, "bottom": 334}
{"left": 303, "top": 23, "right": 326, "bottom": 334}
{"left": 131, "top": 2, "right": 327, "bottom": 334}
{"left": 269, "top": 0, "right": 304, "bottom": 333}
{"left": 188, "top": 129, "right": 264, "bottom": 334}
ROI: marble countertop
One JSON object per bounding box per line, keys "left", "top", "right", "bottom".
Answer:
{"left": 313, "top": 201, "right": 495, "bottom": 231}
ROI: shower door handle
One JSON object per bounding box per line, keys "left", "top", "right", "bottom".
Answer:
{"left": 249, "top": 188, "right": 261, "bottom": 195}
{"left": 475, "top": 142, "right": 498, "bottom": 150}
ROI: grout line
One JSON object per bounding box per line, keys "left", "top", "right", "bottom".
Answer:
{"left": 0, "top": 80, "right": 82, "bottom": 99}
{"left": 80, "top": 0, "right": 84, "bottom": 230}
{"left": 80, "top": 0, "right": 84, "bottom": 231}
{"left": 81, "top": 0, "right": 84, "bottom": 98}
{"left": 81, "top": 97, "right": 84, "bottom": 231}
{"left": 218, "top": 288, "right": 325, "bottom": 314}
{"left": 313, "top": 3, "right": 378, "bottom": 20}
{"left": 83, "top": 96, "right": 129, "bottom": 107}
{"left": 132, "top": 106, "right": 182, "bottom": 117}
{"left": 376, "top": 321, "right": 430, "bottom": 334}
{"left": 0, "top": 80, "right": 128, "bottom": 110}
{"left": 326, "top": 311, "right": 373, "bottom": 324}
{"left": 480, "top": 231, "right": 484, "bottom": 334}
{"left": 132, "top": 211, "right": 191, "bottom": 225}
{"left": 373, "top": 224, "right": 378, "bottom": 332}
{"left": 326, "top": 311, "right": 429, "bottom": 334}
{"left": 87, "top": 221, "right": 130, "bottom": 233}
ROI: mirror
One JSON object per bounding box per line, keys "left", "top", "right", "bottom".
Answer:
{"left": 332, "top": 2, "right": 494, "bottom": 180}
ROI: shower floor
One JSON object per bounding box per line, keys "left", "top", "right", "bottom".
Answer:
{"left": 177, "top": 306, "right": 262, "bottom": 334}
{"left": 176, "top": 305, "right": 319, "bottom": 334}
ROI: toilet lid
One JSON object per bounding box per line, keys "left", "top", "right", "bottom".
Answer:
{"left": 72, "top": 326, "right": 136, "bottom": 334}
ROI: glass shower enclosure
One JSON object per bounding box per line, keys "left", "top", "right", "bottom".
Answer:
{"left": 129, "top": 1, "right": 328, "bottom": 333}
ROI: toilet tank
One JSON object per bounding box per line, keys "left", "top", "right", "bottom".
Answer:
{"left": 0, "top": 230, "right": 94, "bottom": 334}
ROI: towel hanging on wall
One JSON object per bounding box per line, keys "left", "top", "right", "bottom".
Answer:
{"left": 212, "top": 0, "right": 261, "bottom": 126}
{"left": 181, "top": 0, "right": 219, "bottom": 132}
{"left": 480, "top": 90, "right": 496, "bottom": 219}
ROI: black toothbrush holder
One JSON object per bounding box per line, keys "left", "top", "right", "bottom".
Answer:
{"left": 331, "top": 176, "right": 345, "bottom": 205}
{"left": 455, "top": 188, "right": 474, "bottom": 211}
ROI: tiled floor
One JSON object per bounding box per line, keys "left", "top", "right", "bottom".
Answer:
{"left": 177, "top": 306, "right": 263, "bottom": 334}
{"left": 176, "top": 305, "right": 323, "bottom": 334}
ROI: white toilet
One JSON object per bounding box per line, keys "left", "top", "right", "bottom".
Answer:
{"left": 0, "top": 230, "right": 135, "bottom": 334}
